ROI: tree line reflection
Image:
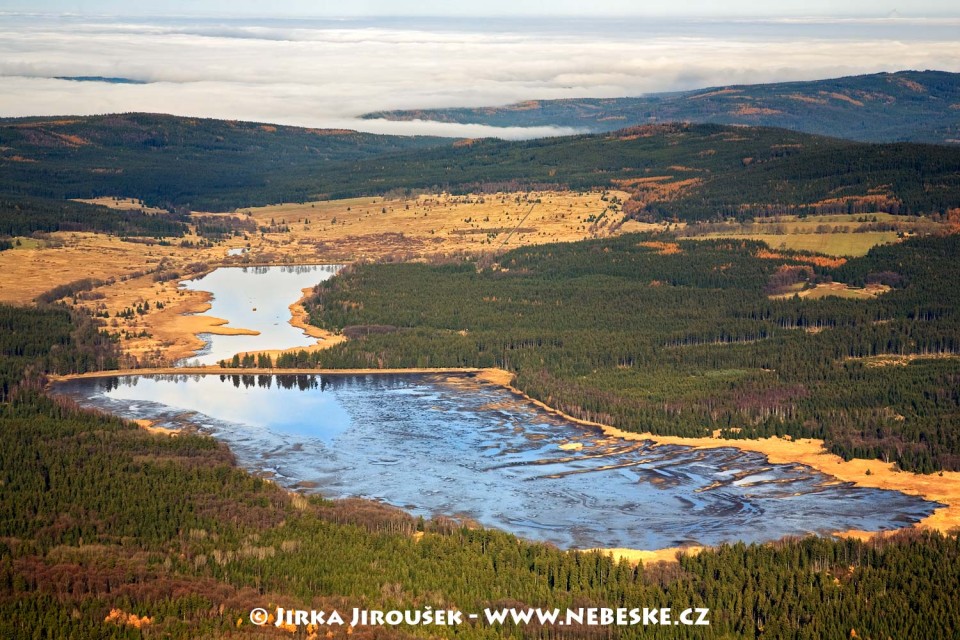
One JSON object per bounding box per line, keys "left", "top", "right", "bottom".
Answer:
{"left": 100, "top": 372, "right": 424, "bottom": 393}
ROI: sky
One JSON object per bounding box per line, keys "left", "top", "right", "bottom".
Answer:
{"left": 4, "top": 1, "right": 960, "bottom": 18}
{"left": 0, "top": 4, "right": 958, "bottom": 138}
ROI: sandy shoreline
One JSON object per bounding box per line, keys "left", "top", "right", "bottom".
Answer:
{"left": 168, "top": 294, "right": 261, "bottom": 339}
{"left": 51, "top": 364, "right": 960, "bottom": 565}
{"left": 165, "top": 275, "right": 344, "bottom": 365}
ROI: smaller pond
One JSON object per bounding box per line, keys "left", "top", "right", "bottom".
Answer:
{"left": 178, "top": 264, "right": 340, "bottom": 366}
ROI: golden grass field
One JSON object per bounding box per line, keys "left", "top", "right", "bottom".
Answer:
{"left": 0, "top": 193, "right": 929, "bottom": 363}
{"left": 1, "top": 190, "right": 649, "bottom": 364}
{"left": 0, "top": 233, "right": 173, "bottom": 303}
{"left": 229, "top": 190, "right": 645, "bottom": 262}
{"left": 678, "top": 212, "right": 935, "bottom": 257}
{"left": 770, "top": 281, "right": 891, "bottom": 301}
{"left": 696, "top": 231, "right": 899, "bottom": 257}
{"left": 74, "top": 196, "right": 170, "bottom": 215}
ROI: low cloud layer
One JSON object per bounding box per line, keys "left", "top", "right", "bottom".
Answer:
{"left": 0, "top": 14, "right": 959, "bottom": 138}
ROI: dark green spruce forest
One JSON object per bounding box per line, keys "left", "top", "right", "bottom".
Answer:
{"left": 2, "top": 303, "right": 960, "bottom": 639}
{"left": 0, "top": 196, "right": 189, "bottom": 238}
{"left": 241, "top": 233, "right": 959, "bottom": 475}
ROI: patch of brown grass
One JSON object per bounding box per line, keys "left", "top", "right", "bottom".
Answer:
{"left": 613, "top": 176, "right": 672, "bottom": 187}
{"left": 688, "top": 88, "right": 741, "bottom": 100}
{"left": 305, "top": 128, "right": 356, "bottom": 136}
{"left": 55, "top": 133, "right": 90, "bottom": 146}
{"left": 755, "top": 249, "right": 847, "bottom": 268}
{"left": 596, "top": 546, "right": 704, "bottom": 566}
{"left": 0, "top": 234, "right": 160, "bottom": 304}
{"left": 893, "top": 77, "right": 927, "bottom": 93}
{"left": 810, "top": 193, "right": 900, "bottom": 209}
{"left": 73, "top": 196, "right": 169, "bottom": 215}
{"left": 733, "top": 105, "right": 783, "bottom": 115}
{"left": 770, "top": 281, "right": 889, "bottom": 301}
{"left": 787, "top": 94, "right": 828, "bottom": 105}
{"left": 638, "top": 241, "right": 682, "bottom": 255}
{"left": 819, "top": 91, "right": 865, "bottom": 106}
{"left": 848, "top": 353, "right": 959, "bottom": 367}
{"left": 10, "top": 119, "right": 80, "bottom": 128}
{"left": 619, "top": 178, "right": 702, "bottom": 216}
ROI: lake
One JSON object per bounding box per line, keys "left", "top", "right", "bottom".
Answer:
{"left": 178, "top": 264, "right": 340, "bottom": 366}
{"left": 55, "top": 372, "right": 939, "bottom": 551}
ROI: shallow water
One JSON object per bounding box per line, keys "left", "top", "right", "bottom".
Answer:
{"left": 178, "top": 264, "right": 340, "bottom": 366}
{"left": 55, "top": 373, "right": 939, "bottom": 551}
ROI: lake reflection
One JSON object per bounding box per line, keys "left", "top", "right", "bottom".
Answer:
{"left": 55, "top": 373, "right": 940, "bottom": 551}
{"left": 179, "top": 264, "right": 340, "bottom": 366}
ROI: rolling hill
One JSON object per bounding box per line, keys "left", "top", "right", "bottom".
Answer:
{"left": 0, "top": 113, "right": 449, "bottom": 212}
{"left": 363, "top": 70, "right": 960, "bottom": 145}
{"left": 2, "top": 115, "right": 960, "bottom": 224}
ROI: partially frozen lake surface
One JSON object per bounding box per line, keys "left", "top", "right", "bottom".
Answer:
{"left": 55, "top": 372, "right": 939, "bottom": 551}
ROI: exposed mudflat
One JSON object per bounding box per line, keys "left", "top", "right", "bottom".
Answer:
{"left": 54, "top": 372, "right": 939, "bottom": 551}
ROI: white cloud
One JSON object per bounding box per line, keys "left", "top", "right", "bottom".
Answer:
{"left": 0, "top": 15, "right": 958, "bottom": 138}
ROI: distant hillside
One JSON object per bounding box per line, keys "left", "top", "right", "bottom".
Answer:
{"left": 324, "top": 123, "right": 960, "bottom": 222}
{"left": 0, "top": 113, "right": 449, "bottom": 212}
{"left": 2, "top": 114, "right": 959, "bottom": 223}
{"left": 363, "top": 70, "right": 960, "bottom": 144}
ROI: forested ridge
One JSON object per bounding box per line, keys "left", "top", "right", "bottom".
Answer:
{"left": 2, "top": 114, "right": 959, "bottom": 223}
{"left": 0, "top": 113, "right": 447, "bottom": 212}
{"left": 0, "top": 195, "right": 189, "bottom": 238}
{"left": 289, "top": 233, "right": 960, "bottom": 473}
{"left": 0, "top": 304, "right": 118, "bottom": 402}
{"left": 315, "top": 124, "right": 960, "bottom": 221}
{"left": 365, "top": 70, "right": 960, "bottom": 144}
{"left": 3, "top": 304, "right": 960, "bottom": 639}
